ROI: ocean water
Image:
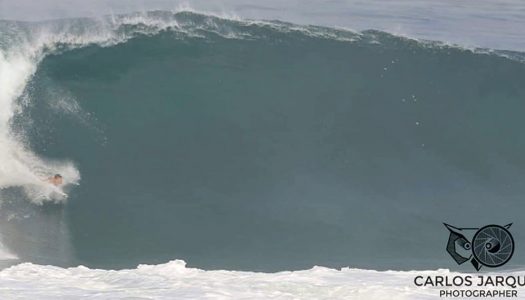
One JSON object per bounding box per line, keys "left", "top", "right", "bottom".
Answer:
{"left": 1, "top": 8, "right": 525, "bottom": 299}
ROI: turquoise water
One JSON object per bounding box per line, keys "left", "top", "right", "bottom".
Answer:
{"left": 1, "top": 11, "right": 525, "bottom": 271}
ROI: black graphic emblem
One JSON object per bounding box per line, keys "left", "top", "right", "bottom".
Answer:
{"left": 444, "top": 223, "right": 514, "bottom": 271}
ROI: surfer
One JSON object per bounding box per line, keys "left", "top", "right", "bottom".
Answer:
{"left": 47, "top": 174, "right": 64, "bottom": 186}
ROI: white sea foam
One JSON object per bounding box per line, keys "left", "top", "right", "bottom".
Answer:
{"left": 0, "top": 259, "right": 434, "bottom": 299}
{"left": 1, "top": 259, "right": 524, "bottom": 299}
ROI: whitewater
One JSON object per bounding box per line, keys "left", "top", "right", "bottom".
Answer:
{"left": 2, "top": 259, "right": 525, "bottom": 300}
{"left": 1, "top": 8, "right": 525, "bottom": 299}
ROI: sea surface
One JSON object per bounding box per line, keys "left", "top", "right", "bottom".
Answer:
{"left": 1, "top": 7, "right": 525, "bottom": 299}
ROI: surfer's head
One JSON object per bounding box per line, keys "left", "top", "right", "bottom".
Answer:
{"left": 50, "top": 174, "right": 63, "bottom": 186}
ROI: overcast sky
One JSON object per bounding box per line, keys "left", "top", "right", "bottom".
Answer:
{"left": 1, "top": 0, "right": 524, "bottom": 51}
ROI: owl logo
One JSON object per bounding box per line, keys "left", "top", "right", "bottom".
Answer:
{"left": 444, "top": 223, "right": 514, "bottom": 271}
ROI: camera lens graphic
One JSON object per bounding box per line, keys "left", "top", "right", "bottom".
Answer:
{"left": 472, "top": 225, "right": 514, "bottom": 268}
